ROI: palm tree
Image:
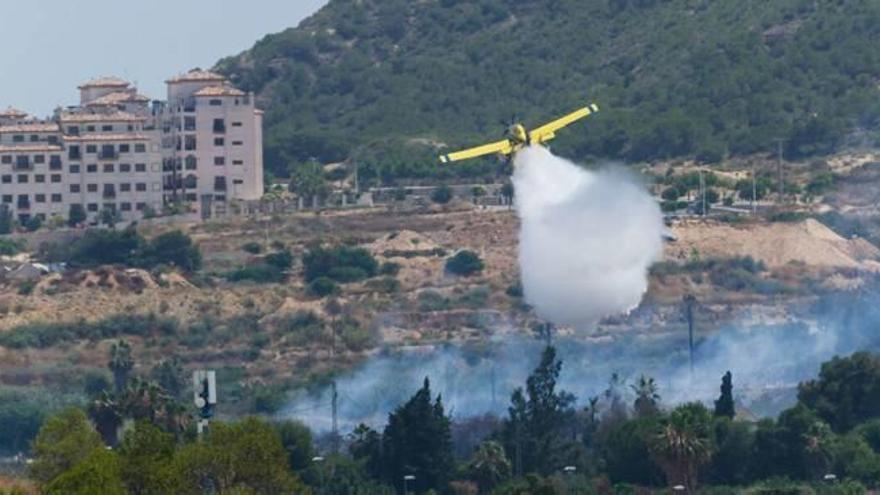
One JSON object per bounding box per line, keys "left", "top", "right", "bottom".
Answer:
{"left": 468, "top": 441, "right": 512, "bottom": 494}
{"left": 650, "top": 403, "right": 713, "bottom": 493}
{"left": 108, "top": 340, "right": 134, "bottom": 392}
{"left": 631, "top": 375, "right": 661, "bottom": 417}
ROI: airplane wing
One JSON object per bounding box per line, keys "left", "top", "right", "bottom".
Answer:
{"left": 439, "top": 139, "right": 514, "bottom": 164}
{"left": 529, "top": 103, "right": 600, "bottom": 144}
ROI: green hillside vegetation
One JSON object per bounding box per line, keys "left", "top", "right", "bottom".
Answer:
{"left": 218, "top": 0, "right": 880, "bottom": 180}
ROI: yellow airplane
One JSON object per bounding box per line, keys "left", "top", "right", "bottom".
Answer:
{"left": 438, "top": 102, "right": 599, "bottom": 164}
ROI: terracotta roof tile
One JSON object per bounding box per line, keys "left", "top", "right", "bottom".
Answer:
{"left": 0, "top": 123, "right": 60, "bottom": 133}
{"left": 78, "top": 76, "right": 131, "bottom": 89}
{"left": 0, "top": 107, "right": 27, "bottom": 118}
{"left": 87, "top": 92, "right": 151, "bottom": 106}
{"left": 0, "top": 145, "right": 63, "bottom": 153}
{"left": 166, "top": 69, "right": 226, "bottom": 84}
{"left": 193, "top": 86, "right": 246, "bottom": 97}
{"left": 63, "top": 133, "right": 150, "bottom": 142}
{"left": 58, "top": 112, "right": 146, "bottom": 123}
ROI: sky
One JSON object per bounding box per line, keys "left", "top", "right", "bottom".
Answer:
{"left": 0, "top": 0, "right": 328, "bottom": 117}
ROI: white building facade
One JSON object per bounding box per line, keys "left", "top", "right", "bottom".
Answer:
{"left": 0, "top": 70, "right": 263, "bottom": 225}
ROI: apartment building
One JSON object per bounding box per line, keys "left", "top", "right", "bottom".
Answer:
{"left": 0, "top": 70, "right": 263, "bottom": 225}
{"left": 157, "top": 69, "right": 264, "bottom": 214}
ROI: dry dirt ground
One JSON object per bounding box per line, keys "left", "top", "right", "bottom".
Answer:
{"left": 0, "top": 196, "right": 876, "bottom": 405}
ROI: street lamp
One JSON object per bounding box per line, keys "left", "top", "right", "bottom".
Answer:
{"left": 403, "top": 474, "right": 416, "bottom": 495}
{"left": 312, "top": 457, "right": 325, "bottom": 494}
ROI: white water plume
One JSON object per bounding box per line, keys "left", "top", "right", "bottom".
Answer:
{"left": 512, "top": 146, "right": 664, "bottom": 328}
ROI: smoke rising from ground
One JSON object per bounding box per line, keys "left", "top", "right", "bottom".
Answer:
{"left": 512, "top": 146, "right": 664, "bottom": 327}
{"left": 281, "top": 293, "right": 880, "bottom": 433}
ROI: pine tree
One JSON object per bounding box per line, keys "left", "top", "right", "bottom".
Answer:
{"left": 714, "top": 371, "right": 735, "bottom": 419}
{"left": 381, "top": 377, "right": 454, "bottom": 493}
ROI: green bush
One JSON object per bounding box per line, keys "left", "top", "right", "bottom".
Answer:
{"left": 302, "top": 245, "right": 378, "bottom": 283}
{"left": 227, "top": 264, "right": 285, "bottom": 284}
{"left": 265, "top": 250, "right": 293, "bottom": 270}
{"left": 418, "top": 290, "right": 450, "bottom": 312}
{"left": 25, "top": 216, "right": 42, "bottom": 232}
{"left": 242, "top": 242, "right": 263, "bottom": 254}
{"left": 252, "top": 386, "right": 287, "bottom": 414}
{"left": 431, "top": 185, "right": 453, "bottom": 204}
{"left": 379, "top": 262, "right": 401, "bottom": 276}
{"left": 309, "top": 277, "right": 340, "bottom": 297}
{"left": 445, "top": 250, "right": 484, "bottom": 276}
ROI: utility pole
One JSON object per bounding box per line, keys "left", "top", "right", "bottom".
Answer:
{"left": 751, "top": 161, "right": 757, "bottom": 216}
{"left": 775, "top": 138, "right": 785, "bottom": 203}
{"left": 683, "top": 295, "right": 696, "bottom": 377}
{"left": 699, "top": 168, "right": 706, "bottom": 216}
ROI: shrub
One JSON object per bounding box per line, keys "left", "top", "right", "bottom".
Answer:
{"left": 25, "top": 216, "right": 42, "bottom": 232}
{"left": 446, "top": 250, "right": 484, "bottom": 276}
{"left": 253, "top": 386, "right": 287, "bottom": 414}
{"left": 338, "top": 318, "right": 375, "bottom": 351}
{"left": 418, "top": 290, "right": 450, "bottom": 312}
{"left": 138, "top": 231, "right": 202, "bottom": 272}
{"left": 661, "top": 187, "right": 681, "bottom": 201}
{"left": 431, "top": 185, "right": 453, "bottom": 204}
{"left": 459, "top": 286, "right": 490, "bottom": 308}
{"left": 0, "top": 238, "right": 24, "bottom": 256}
{"left": 308, "top": 277, "right": 340, "bottom": 297}
{"left": 227, "top": 264, "right": 285, "bottom": 284}
{"left": 68, "top": 204, "right": 87, "bottom": 227}
{"left": 379, "top": 262, "right": 401, "bottom": 276}
{"left": 242, "top": 242, "right": 263, "bottom": 254}
{"left": 302, "top": 245, "right": 378, "bottom": 283}
{"left": 265, "top": 250, "right": 293, "bottom": 270}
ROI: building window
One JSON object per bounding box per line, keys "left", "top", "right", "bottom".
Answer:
{"left": 0, "top": 156, "right": 10, "bottom": 164}
{"left": 87, "top": 164, "right": 97, "bottom": 173}
{"left": 213, "top": 119, "right": 226, "bottom": 134}
{"left": 231, "top": 122, "right": 243, "bottom": 127}
{"left": 119, "top": 144, "right": 130, "bottom": 153}
{"left": 35, "top": 174, "right": 45, "bottom": 183}
{"left": 120, "top": 202, "right": 132, "bottom": 211}
{"left": 134, "top": 143, "right": 146, "bottom": 153}
{"left": 103, "top": 184, "right": 115, "bottom": 198}
{"left": 87, "top": 184, "right": 97, "bottom": 193}
{"left": 12, "top": 135, "right": 24, "bottom": 143}
{"left": 48, "top": 135, "right": 58, "bottom": 144}
{"left": 135, "top": 202, "right": 146, "bottom": 211}
{"left": 17, "top": 175, "right": 28, "bottom": 183}
{"left": 17, "top": 195, "right": 29, "bottom": 209}
{"left": 51, "top": 194, "right": 62, "bottom": 203}
{"left": 214, "top": 157, "right": 225, "bottom": 166}
{"left": 1, "top": 195, "right": 11, "bottom": 203}
{"left": 1, "top": 175, "right": 10, "bottom": 184}
{"left": 214, "top": 177, "right": 227, "bottom": 191}
{"left": 34, "top": 155, "right": 45, "bottom": 164}
{"left": 184, "top": 136, "right": 196, "bottom": 151}
{"left": 120, "top": 163, "right": 131, "bottom": 173}
{"left": 68, "top": 126, "right": 80, "bottom": 136}
{"left": 35, "top": 194, "right": 46, "bottom": 203}
{"left": 185, "top": 156, "right": 197, "bottom": 170}
{"left": 209, "top": 99, "right": 222, "bottom": 106}
{"left": 68, "top": 146, "right": 81, "bottom": 160}
{"left": 86, "top": 126, "right": 96, "bottom": 132}
{"left": 135, "top": 183, "right": 146, "bottom": 192}
{"left": 49, "top": 155, "right": 62, "bottom": 170}
{"left": 232, "top": 141, "right": 243, "bottom": 146}
{"left": 69, "top": 165, "right": 80, "bottom": 173}
{"left": 100, "top": 145, "right": 116, "bottom": 159}
{"left": 86, "top": 145, "right": 97, "bottom": 153}
{"left": 103, "top": 164, "right": 114, "bottom": 173}
{"left": 135, "top": 163, "right": 146, "bottom": 172}
{"left": 29, "top": 135, "right": 39, "bottom": 142}
{"left": 87, "top": 203, "right": 98, "bottom": 212}
{"left": 120, "top": 183, "right": 131, "bottom": 192}
{"left": 51, "top": 174, "right": 61, "bottom": 183}
{"left": 214, "top": 138, "right": 225, "bottom": 146}
{"left": 101, "top": 125, "right": 113, "bottom": 132}
{"left": 70, "top": 184, "right": 81, "bottom": 193}
{"left": 15, "top": 156, "right": 29, "bottom": 169}
{"left": 185, "top": 193, "right": 197, "bottom": 202}
{"left": 233, "top": 160, "right": 243, "bottom": 165}
{"left": 233, "top": 179, "right": 243, "bottom": 185}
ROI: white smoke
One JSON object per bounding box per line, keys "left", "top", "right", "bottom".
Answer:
{"left": 512, "top": 146, "right": 664, "bottom": 328}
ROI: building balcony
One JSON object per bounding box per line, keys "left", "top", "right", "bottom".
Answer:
{"left": 103, "top": 192, "right": 116, "bottom": 199}
{"left": 16, "top": 202, "right": 30, "bottom": 210}
{"left": 99, "top": 151, "right": 118, "bottom": 160}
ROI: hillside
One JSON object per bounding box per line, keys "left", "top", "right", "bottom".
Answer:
{"left": 218, "top": 0, "right": 880, "bottom": 179}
